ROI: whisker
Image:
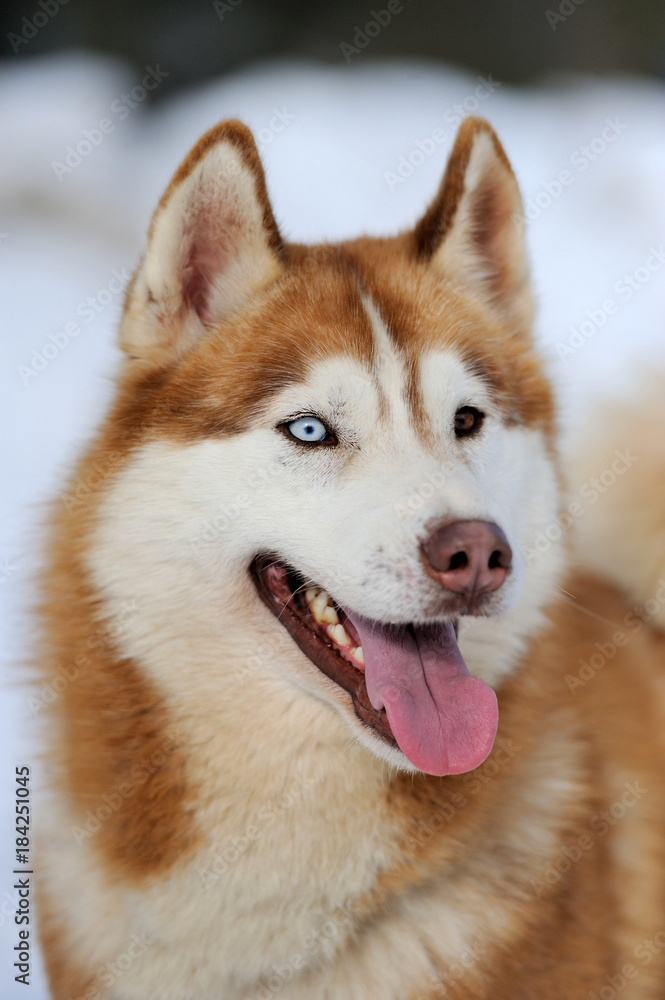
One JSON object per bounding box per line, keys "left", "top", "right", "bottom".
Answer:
{"left": 552, "top": 584, "right": 625, "bottom": 629}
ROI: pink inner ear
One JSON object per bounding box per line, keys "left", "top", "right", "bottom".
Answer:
{"left": 181, "top": 205, "right": 242, "bottom": 324}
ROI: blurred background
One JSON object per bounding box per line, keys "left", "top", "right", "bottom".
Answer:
{"left": 1, "top": 2, "right": 665, "bottom": 997}
{"left": 2, "top": 0, "right": 665, "bottom": 85}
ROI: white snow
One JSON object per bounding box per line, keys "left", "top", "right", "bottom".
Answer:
{"left": 1, "top": 52, "right": 664, "bottom": 997}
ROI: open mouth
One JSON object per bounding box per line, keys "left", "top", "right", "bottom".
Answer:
{"left": 250, "top": 554, "right": 499, "bottom": 776}
{"left": 251, "top": 554, "right": 397, "bottom": 746}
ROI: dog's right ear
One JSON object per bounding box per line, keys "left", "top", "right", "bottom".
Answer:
{"left": 120, "top": 120, "right": 284, "bottom": 366}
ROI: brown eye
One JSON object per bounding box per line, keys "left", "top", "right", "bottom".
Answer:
{"left": 454, "top": 406, "right": 484, "bottom": 438}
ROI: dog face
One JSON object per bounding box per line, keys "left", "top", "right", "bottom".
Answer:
{"left": 89, "top": 118, "right": 564, "bottom": 778}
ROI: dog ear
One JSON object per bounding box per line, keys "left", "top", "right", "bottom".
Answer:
{"left": 120, "top": 120, "right": 284, "bottom": 365}
{"left": 414, "top": 117, "right": 532, "bottom": 337}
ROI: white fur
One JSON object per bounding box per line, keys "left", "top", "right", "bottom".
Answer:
{"left": 35, "top": 295, "right": 570, "bottom": 998}
{"left": 36, "top": 114, "right": 584, "bottom": 999}
{"left": 431, "top": 129, "right": 531, "bottom": 335}
{"left": 121, "top": 140, "right": 281, "bottom": 359}
{"left": 89, "top": 304, "right": 564, "bottom": 746}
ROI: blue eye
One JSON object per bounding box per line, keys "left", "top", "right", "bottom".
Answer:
{"left": 286, "top": 416, "right": 330, "bottom": 443}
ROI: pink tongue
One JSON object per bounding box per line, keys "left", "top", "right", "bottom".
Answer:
{"left": 344, "top": 614, "right": 498, "bottom": 775}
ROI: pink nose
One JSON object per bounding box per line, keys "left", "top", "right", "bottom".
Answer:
{"left": 422, "top": 520, "right": 512, "bottom": 595}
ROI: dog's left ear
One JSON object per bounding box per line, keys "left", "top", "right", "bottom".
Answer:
{"left": 121, "top": 119, "right": 284, "bottom": 365}
{"left": 414, "top": 117, "right": 532, "bottom": 337}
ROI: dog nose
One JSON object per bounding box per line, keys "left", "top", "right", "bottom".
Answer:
{"left": 422, "top": 520, "right": 512, "bottom": 595}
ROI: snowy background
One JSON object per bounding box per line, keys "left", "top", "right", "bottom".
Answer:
{"left": 1, "top": 52, "right": 664, "bottom": 997}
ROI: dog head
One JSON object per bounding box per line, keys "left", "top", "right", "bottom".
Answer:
{"left": 91, "top": 118, "right": 564, "bottom": 776}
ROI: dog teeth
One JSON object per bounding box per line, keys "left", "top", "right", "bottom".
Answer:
{"left": 327, "top": 623, "right": 351, "bottom": 647}
{"left": 306, "top": 590, "right": 362, "bottom": 667}
{"left": 350, "top": 646, "right": 364, "bottom": 667}
{"left": 308, "top": 588, "right": 339, "bottom": 625}
{"left": 309, "top": 590, "right": 329, "bottom": 621}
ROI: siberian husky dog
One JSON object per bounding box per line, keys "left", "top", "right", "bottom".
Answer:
{"left": 36, "top": 116, "right": 665, "bottom": 1000}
